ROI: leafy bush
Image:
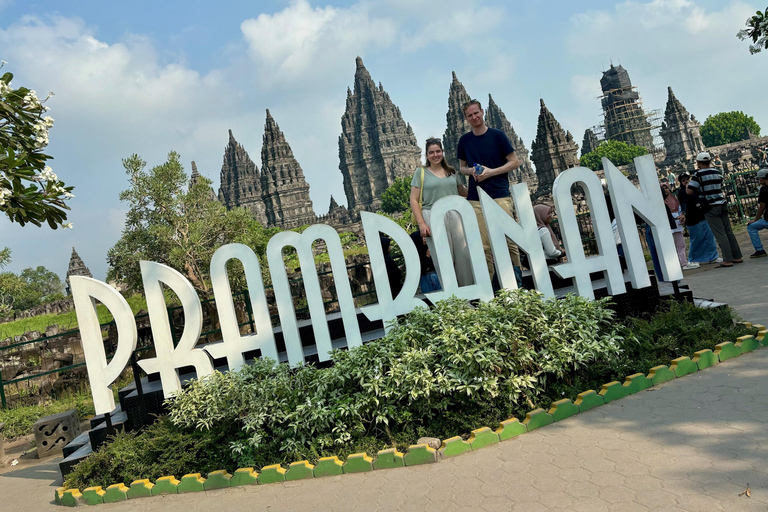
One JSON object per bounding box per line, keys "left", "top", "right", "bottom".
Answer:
{"left": 380, "top": 176, "right": 412, "bottom": 214}
{"left": 700, "top": 111, "right": 761, "bottom": 147}
{"left": 168, "top": 290, "right": 623, "bottom": 468}
{"left": 579, "top": 139, "right": 648, "bottom": 171}
{"left": 63, "top": 296, "right": 753, "bottom": 489}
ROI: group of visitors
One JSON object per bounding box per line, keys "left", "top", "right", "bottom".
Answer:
{"left": 400, "top": 102, "right": 766, "bottom": 293}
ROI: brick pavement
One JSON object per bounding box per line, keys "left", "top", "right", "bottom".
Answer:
{"left": 1, "top": 236, "right": 766, "bottom": 511}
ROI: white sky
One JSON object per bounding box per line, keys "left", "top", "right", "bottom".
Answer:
{"left": 0, "top": 0, "right": 765, "bottom": 280}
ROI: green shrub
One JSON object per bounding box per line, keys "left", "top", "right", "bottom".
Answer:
{"left": 168, "top": 290, "right": 624, "bottom": 468}
{"left": 63, "top": 295, "right": 752, "bottom": 489}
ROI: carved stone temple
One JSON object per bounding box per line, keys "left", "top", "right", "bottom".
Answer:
{"left": 659, "top": 87, "right": 704, "bottom": 165}
{"left": 600, "top": 64, "right": 654, "bottom": 151}
{"left": 485, "top": 94, "right": 537, "bottom": 194}
{"left": 218, "top": 129, "right": 269, "bottom": 226}
{"left": 531, "top": 99, "right": 579, "bottom": 198}
{"left": 261, "top": 110, "right": 317, "bottom": 229}
{"left": 442, "top": 72, "right": 473, "bottom": 172}
{"left": 65, "top": 247, "right": 92, "bottom": 296}
{"left": 581, "top": 128, "right": 600, "bottom": 158}
{"left": 338, "top": 57, "right": 422, "bottom": 213}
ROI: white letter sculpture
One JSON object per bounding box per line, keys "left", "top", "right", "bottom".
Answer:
{"left": 425, "top": 195, "right": 493, "bottom": 302}
{"left": 605, "top": 154, "right": 683, "bottom": 285}
{"left": 71, "top": 276, "right": 137, "bottom": 415}
{"left": 207, "top": 243, "right": 278, "bottom": 369}
{"left": 551, "top": 167, "right": 625, "bottom": 299}
{"left": 360, "top": 212, "right": 426, "bottom": 333}
{"left": 137, "top": 261, "right": 213, "bottom": 398}
{"left": 267, "top": 224, "right": 362, "bottom": 365}
{"left": 480, "top": 186, "right": 555, "bottom": 297}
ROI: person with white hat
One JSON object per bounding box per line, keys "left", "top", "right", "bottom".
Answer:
{"left": 747, "top": 169, "right": 768, "bottom": 258}
{"left": 687, "top": 151, "right": 743, "bottom": 267}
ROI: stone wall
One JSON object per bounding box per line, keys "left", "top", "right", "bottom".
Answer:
{"left": 0, "top": 297, "right": 75, "bottom": 324}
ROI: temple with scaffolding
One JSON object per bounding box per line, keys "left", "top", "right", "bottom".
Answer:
{"left": 596, "top": 64, "right": 661, "bottom": 152}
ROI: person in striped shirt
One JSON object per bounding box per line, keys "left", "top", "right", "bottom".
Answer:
{"left": 687, "top": 151, "right": 743, "bottom": 267}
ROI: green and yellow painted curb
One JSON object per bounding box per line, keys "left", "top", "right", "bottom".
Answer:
{"left": 56, "top": 326, "right": 767, "bottom": 506}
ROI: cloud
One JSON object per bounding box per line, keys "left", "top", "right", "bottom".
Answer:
{"left": 241, "top": 0, "right": 397, "bottom": 88}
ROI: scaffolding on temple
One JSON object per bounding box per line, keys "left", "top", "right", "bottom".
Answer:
{"left": 597, "top": 65, "right": 663, "bottom": 154}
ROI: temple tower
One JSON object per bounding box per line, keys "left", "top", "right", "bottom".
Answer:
{"left": 485, "top": 94, "right": 537, "bottom": 193}
{"left": 217, "top": 130, "right": 268, "bottom": 225}
{"left": 261, "top": 110, "right": 316, "bottom": 228}
{"left": 659, "top": 87, "right": 704, "bottom": 164}
{"left": 581, "top": 129, "right": 600, "bottom": 158}
{"left": 442, "top": 72, "right": 473, "bottom": 171}
{"left": 600, "top": 65, "right": 655, "bottom": 151}
{"left": 531, "top": 99, "right": 579, "bottom": 198}
{"left": 65, "top": 247, "right": 92, "bottom": 296}
{"left": 338, "top": 57, "right": 421, "bottom": 212}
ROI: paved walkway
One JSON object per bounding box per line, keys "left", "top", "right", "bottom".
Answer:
{"left": 1, "top": 236, "right": 767, "bottom": 511}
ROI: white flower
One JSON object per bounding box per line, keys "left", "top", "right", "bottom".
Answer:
{"left": 0, "top": 187, "right": 11, "bottom": 206}
{"left": 63, "top": 191, "right": 75, "bottom": 199}
{"left": 61, "top": 222, "right": 73, "bottom": 229}
{"left": 43, "top": 116, "right": 54, "bottom": 127}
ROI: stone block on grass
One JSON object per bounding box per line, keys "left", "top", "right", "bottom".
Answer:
{"left": 343, "top": 453, "right": 373, "bottom": 473}
{"left": 230, "top": 468, "right": 259, "bottom": 487}
{"left": 692, "top": 349, "right": 718, "bottom": 370}
{"left": 258, "top": 464, "right": 287, "bottom": 484}
{"left": 404, "top": 444, "right": 437, "bottom": 466}
{"left": 127, "top": 479, "right": 154, "bottom": 499}
{"left": 574, "top": 390, "right": 604, "bottom": 412}
{"left": 496, "top": 418, "right": 528, "bottom": 440}
{"left": 103, "top": 483, "right": 129, "bottom": 503}
{"left": 736, "top": 335, "right": 759, "bottom": 354}
{"left": 670, "top": 357, "right": 698, "bottom": 378}
{"left": 714, "top": 342, "right": 741, "bottom": 362}
{"left": 82, "top": 486, "right": 105, "bottom": 506}
{"left": 373, "top": 448, "right": 405, "bottom": 470}
{"left": 599, "top": 381, "right": 629, "bottom": 404}
{"left": 548, "top": 400, "right": 579, "bottom": 422}
{"left": 523, "top": 408, "right": 554, "bottom": 431}
{"left": 648, "top": 365, "right": 675, "bottom": 385}
{"left": 61, "top": 489, "right": 83, "bottom": 507}
{"left": 33, "top": 409, "right": 80, "bottom": 458}
{"left": 468, "top": 427, "right": 499, "bottom": 449}
{"left": 285, "top": 461, "right": 315, "bottom": 481}
{"left": 152, "top": 476, "right": 180, "bottom": 495}
{"left": 623, "top": 373, "right": 653, "bottom": 395}
{"left": 439, "top": 436, "right": 471, "bottom": 458}
{"left": 204, "top": 470, "right": 232, "bottom": 490}
{"left": 314, "top": 456, "right": 344, "bottom": 478}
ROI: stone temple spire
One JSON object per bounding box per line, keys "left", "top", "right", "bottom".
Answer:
{"left": 485, "top": 94, "right": 537, "bottom": 194}
{"left": 442, "top": 71, "right": 473, "bottom": 171}
{"left": 338, "top": 57, "right": 422, "bottom": 212}
{"left": 581, "top": 129, "right": 600, "bottom": 158}
{"left": 218, "top": 130, "right": 268, "bottom": 225}
{"left": 190, "top": 160, "right": 217, "bottom": 201}
{"left": 660, "top": 87, "right": 703, "bottom": 165}
{"left": 531, "top": 99, "right": 579, "bottom": 198}
{"left": 65, "top": 247, "right": 92, "bottom": 296}
{"left": 260, "top": 109, "right": 316, "bottom": 228}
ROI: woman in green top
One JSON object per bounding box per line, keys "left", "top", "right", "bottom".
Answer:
{"left": 409, "top": 137, "right": 472, "bottom": 287}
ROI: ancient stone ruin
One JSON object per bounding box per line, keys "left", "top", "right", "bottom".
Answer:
{"left": 581, "top": 128, "right": 600, "bottom": 158}
{"left": 659, "top": 87, "right": 704, "bottom": 166}
{"left": 485, "top": 94, "right": 537, "bottom": 194}
{"left": 64, "top": 248, "right": 92, "bottom": 296}
{"left": 338, "top": 57, "right": 422, "bottom": 213}
{"left": 531, "top": 99, "right": 580, "bottom": 198}
{"left": 600, "top": 64, "right": 655, "bottom": 151}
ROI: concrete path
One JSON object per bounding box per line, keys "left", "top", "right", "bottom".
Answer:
{"left": 1, "top": 235, "right": 766, "bottom": 511}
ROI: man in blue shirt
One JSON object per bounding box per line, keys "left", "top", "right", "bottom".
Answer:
{"left": 457, "top": 99, "right": 522, "bottom": 287}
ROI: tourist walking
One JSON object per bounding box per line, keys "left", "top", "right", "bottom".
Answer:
{"left": 747, "top": 169, "right": 768, "bottom": 258}
{"left": 410, "top": 137, "right": 473, "bottom": 286}
{"left": 677, "top": 173, "right": 720, "bottom": 264}
{"left": 533, "top": 204, "right": 564, "bottom": 264}
{"left": 457, "top": 99, "right": 523, "bottom": 289}
{"left": 661, "top": 183, "right": 698, "bottom": 270}
{"left": 687, "top": 152, "right": 743, "bottom": 267}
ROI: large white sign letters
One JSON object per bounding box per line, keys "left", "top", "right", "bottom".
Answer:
{"left": 73, "top": 155, "right": 682, "bottom": 414}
